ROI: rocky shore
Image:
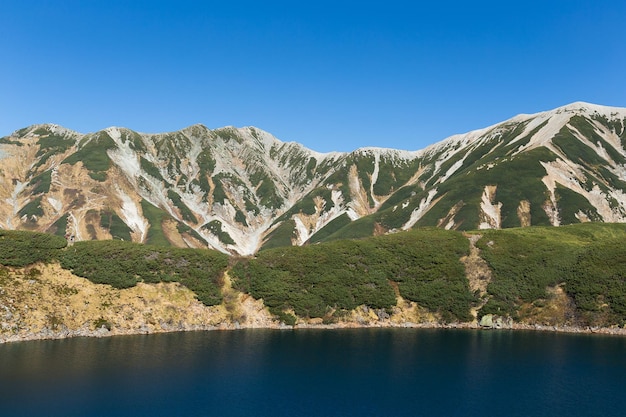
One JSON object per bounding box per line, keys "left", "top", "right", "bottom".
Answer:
{"left": 3, "top": 309, "right": 626, "bottom": 345}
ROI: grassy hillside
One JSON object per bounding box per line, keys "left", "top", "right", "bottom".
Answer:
{"left": 0, "top": 230, "right": 67, "bottom": 267}
{"left": 476, "top": 223, "right": 626, "bottom": 326}
{"left": 60, "top": 240, "right": 228, "bottom": 305}
{"left": 0, "top": 231, "right": 228, "bottom": 306}
{"left": 2, "top": 224, "right": 626, "bottom": 328}
{"left": 233, "top": 228, "right": 473, "bottom": 323}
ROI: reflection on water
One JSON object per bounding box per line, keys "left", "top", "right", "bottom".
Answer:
{"left": 1, "top": 329, "right": 625, "bottom": 416}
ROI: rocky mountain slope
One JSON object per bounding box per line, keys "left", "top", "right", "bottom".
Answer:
{"left": 2, "top": 102, "right": 626, "bottom": 254}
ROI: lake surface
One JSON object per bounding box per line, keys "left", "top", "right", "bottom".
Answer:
{"left": 1, "top": 328, "right": 625, "bottom": 416}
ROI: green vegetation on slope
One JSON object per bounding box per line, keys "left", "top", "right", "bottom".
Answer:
{"left": 307, "top": 213, "right": 352, "bottom": 244}
{"left": 140, "top": 200, "right": 172, "bottom": 246}
{"left": 62, "top": 131, "right": 116, "bottom": 181}
{"left": 2, "top": 224, "right": 626, "bottom": 328}
{"left": 232, "top": 240, "right": 397, "bottom": 322}
{"left": 167, "top": 190, "right": 198, "bottom": 224}
{"left": 60, "top": 240, "right": 228, "bottom": 305}
{"left": 372, "top": 156, "right": 422, "bottom": 197}
{"left": 0, "top": 230, "right": 67, "bottom": 267}
{"left": 33, "top": 129, "right": 75, "bottom": 169}
{"left": 18, "top": 197, "right": 44, "bottom": 228}
{"left": 260, "top": 220, "right": 296, "bottom": 251}
{"left": 249, "top": 170, "right": 284, "bottom": 209}
{"left": 233, "top": 228, "right": 473, "bottom": 322}
{"left": 47, "top": 215, "right": 68, "bottom": 237}
{"left": 317, "top": 216, "right": 376, "bottom": 242}
{"left": 100, "top": 210, "right": 133, "bottom": 241}
{"left": 417, "top": 147, "right": 556, "bottom": 229}
{"left": 378, "top": 228, "right": 473, "bottom": 322}
{"left": 27, "top": 171, "right": 52, "bottom": 195}
{"left": 140, "top": 157, "right": 164, "bottom": 182}
{"left": 569, "top": 237, "right": 626, "bottom": 326}
{"left": 476, "top": 223, "right": 626, "bottom": 324}
{"left": 202, "top": 220, "right": 235, "bottom": 245}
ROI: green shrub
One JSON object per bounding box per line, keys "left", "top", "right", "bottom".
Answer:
{"left": 202, "top": 220, "right": 235, "bottom": 245}
{"left": 59, "top": 240, "right": 228, "bottom": 305}
{"left": 0, "top": 230, "right": 67, "bottom": 267}
{"left": 140, "top": 157, "right": 164, "bottom": 182}
{"left": 140, "top": 200, "right": 172, "bottom": 246}
{"left": 476, "top": 223, "right": 626, "bottom": 321}
{"left": 62, "top": 131, "right": 116, "bottom": 181}
{"left": 569, "top": 237, "right": 626, "bottom": 325}
{"left": 232, "top": 228, "right": 472, "bottom": 322}
{"left": 167, "top": 190, "right": 198, "bottom": 223}
{"left": 100, "top": 211, "right": 133, "bottom": 241}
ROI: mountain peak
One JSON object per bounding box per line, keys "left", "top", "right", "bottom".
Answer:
{"left": 3, "top": 101, "right": 626, "bottom": 254}
{"left": 551, "top": 101, "right": 626, "bottom": 118}
{"left": 540, "top": 101, "right": 626, "bottom": 118}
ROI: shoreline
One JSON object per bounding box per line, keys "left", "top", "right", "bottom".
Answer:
{"left": 3, "top": 320, "right": 626, "bottom": 345}
{"left": 3, "top": 263, "right": 625, "bottom": 345}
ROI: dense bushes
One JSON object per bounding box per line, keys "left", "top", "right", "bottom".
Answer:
{"left": 0, "top": 230, "right": 228, "bottom": 306}
{"left": 477, "top": 223, "right": 626, "bottom": 323}
{"left": 477, "top": 227, "right": 577, "bottom": 317}
{"left": 60, "top": 240, "right": 228, "bottom": 305}
{"left": 232, "top": 241, "right": 397, "bottom": 320}
{"left": 569, "top": 238, "right": 626, "bottom": 326}
{"left": 232, "top": 228, "right": 473, "bottom": 322}
{"left": 373, "top": 229, "right": 473, "bottom": 321}
{"left": 0, "top": 230, "right": 67, "bottom": 267}
{"left": 3, "top": 224, "right": 626, "bottom": 327}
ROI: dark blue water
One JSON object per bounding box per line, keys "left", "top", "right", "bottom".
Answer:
{"left": 1, "top": 329, "right": 625, "bottom": 416}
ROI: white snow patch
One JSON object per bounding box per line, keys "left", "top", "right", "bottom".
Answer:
{"left": 353, "top": 147, "right": 421, "bottom": 160}
{"left": 575, "top": 211, "right": 590, "bottom": 222}
{"left": 558, "top": 102, "right": 626, "bottom": 118}
{"left": 47, "top": 197, "right": 62, "bottom": 213}
{"left": 5, "top": 180, "right": 28, "bottom": 229}
{"left": 478, "top": 185, "right": 502, "bottom": 229}
{"left": 117, "top": 188, "right": 148, "bottom": 241}
{"left": 331, "top": 189, "right": 344, "bottom": 209}
{"left": 208, "top": 199, "right": 276, "bottom": 255}
{"left": 293, "top": 216, "right": 309, "bottom": 246}
{"left": 444, "top": 219, "right": 456, "bottom": 230}
{"left": 108, "top": 133, "right": 141, "bottom": 179}
{"left": 540, "top": 159, "right": 626, "bottom": 223}
{"left": 402, "top": 189, "right": 438, "bottom": 230}
{"left": 346, "top": 208, "right": 360, "bottom": 221}
{"left": 370, "top": 151, "right": 381, "bottom": 207}
{"left": 437, "top": 156, "right": 466, "bottom": 184}
{"left": 105, "top": 127, "right": 122, "bottom": 143}
{"left": 513, "top": 110, "right": 573, "bottom": 154}
{"left": 513, "top": 101, "right": 626, "bottom": 156}
{"left": 67, "top": 212, "right": 82, "bottom": 241}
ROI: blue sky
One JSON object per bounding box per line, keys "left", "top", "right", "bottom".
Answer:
{"left": 2, "top": 1, "right": 625, "bottom": 152}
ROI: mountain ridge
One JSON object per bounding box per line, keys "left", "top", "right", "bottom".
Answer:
{"left": 2, "top": 101, "right": 626, "bottom": 254}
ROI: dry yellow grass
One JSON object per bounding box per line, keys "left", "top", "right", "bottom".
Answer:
{"left": 0, "top": 263, "right": 278, "bottom": 342}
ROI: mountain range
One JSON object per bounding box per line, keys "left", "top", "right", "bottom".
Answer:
{"left": 2, "top": 101, "right": 626, "bottom": 255}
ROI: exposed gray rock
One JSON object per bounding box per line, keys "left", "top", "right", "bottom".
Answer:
{"left": 479, "top": 314, "right": 494, "bottom": 328}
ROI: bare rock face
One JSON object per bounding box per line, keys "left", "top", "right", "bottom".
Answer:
{"left": 2, "top": 102, "right": 626, "bottom": 254}
{"left": 479, "top": 314, "right": 513, "bottom": 329}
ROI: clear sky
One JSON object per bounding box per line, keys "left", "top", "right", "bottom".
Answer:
{"left": 2, "top": 0, "right": 625, "bottom": 152}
